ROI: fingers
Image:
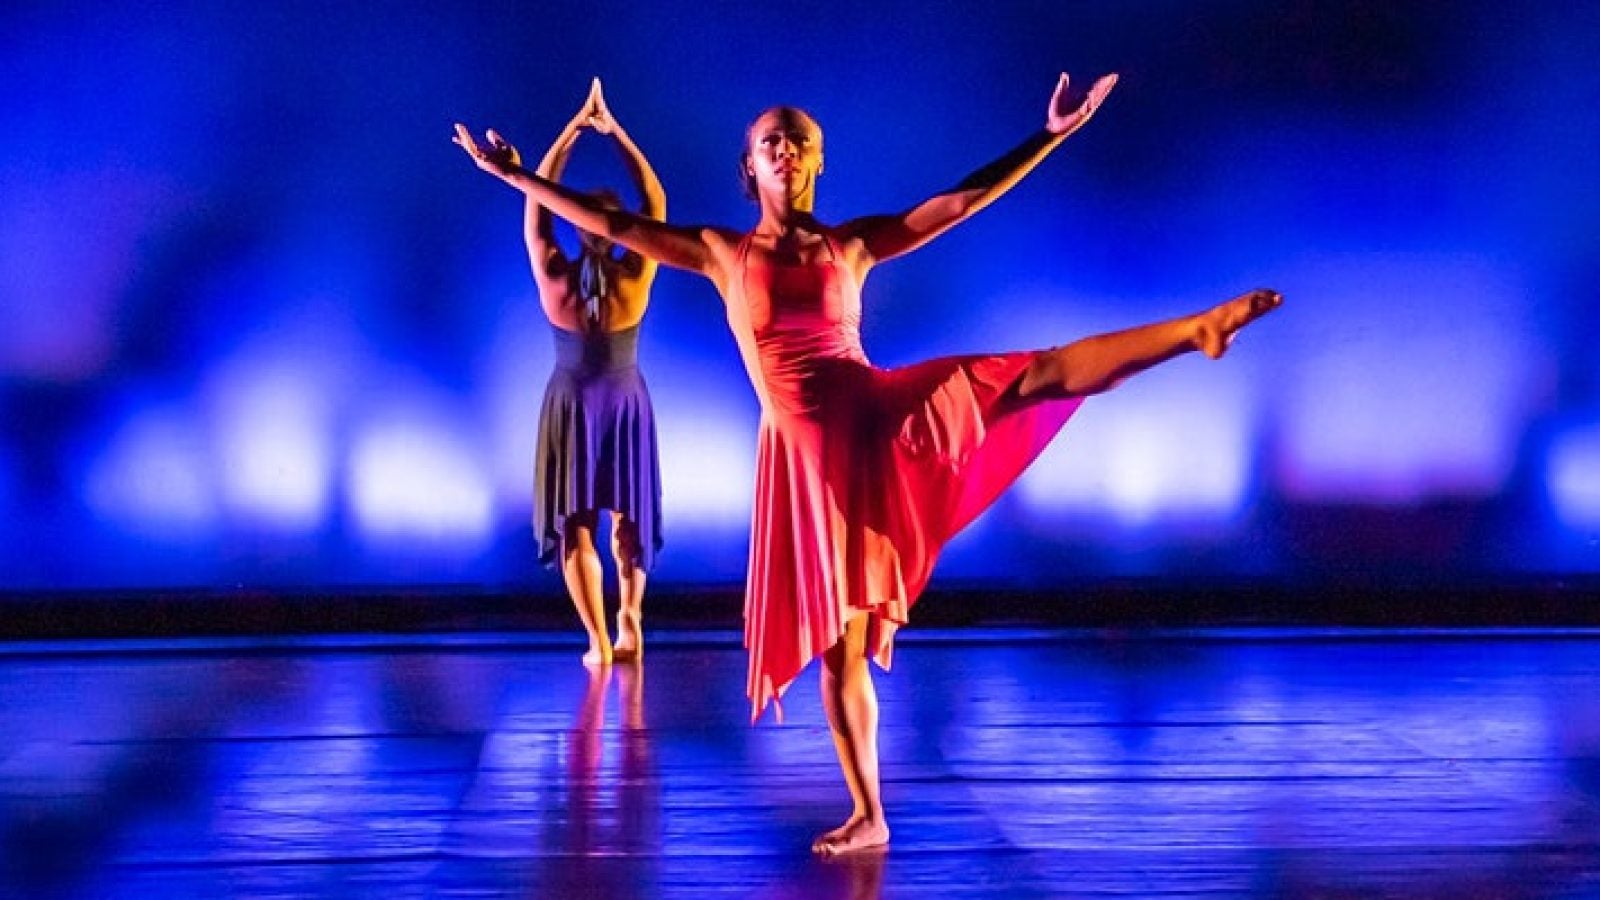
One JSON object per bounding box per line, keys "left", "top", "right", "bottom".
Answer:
{"left": 1089, "top": 73, "right": 1119, "bottom": 105}
{"left": 1068, "top": 72, "right": 1119, "bottom": 120}
{"left": 451, "top": 123, "right": 509, "bottom": 169}
{"left": 573, "top": 80, "right": 601, "bottom": 123}
{"left": 578, "top": 79, "right": 617, "bottom": 135}
{"left": 1052, "top": 72, "right": 1118, "bottom": 107}
{"left": 1050, "top": 72, "right": 1071, "bottom": 112}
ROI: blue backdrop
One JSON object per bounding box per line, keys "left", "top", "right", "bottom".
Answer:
{"left": 2, "top": 0, "right": 1597, "bottom": 591}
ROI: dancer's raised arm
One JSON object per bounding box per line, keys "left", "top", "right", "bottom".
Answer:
{"left": 843, "top": 73, "right": 1117, "bottom": 265}
{"left": 523, "top": 89, "right": 592, "bottom": 306}
{"left": 587, "top": 80, "right": 666, "bottom": 222}
{"left": 586, "top": 80, "right": 666, "bottom": 299}
{"left": 455, "top": 121, "right": 733, "bottom": 285}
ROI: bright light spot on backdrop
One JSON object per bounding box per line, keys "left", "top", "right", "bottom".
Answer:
{"left": 992, "top": 289, "right": 1258, "bottom": 526}
{"left": 81, "top": 403, "right": 219, "bottom": 538}
{"left": 655, "top": 394, "right": 757, "bottom": 525}
{"left": 476, "top": 291, "right": 546, "bottom": 516}
{"left": 1271, "top": 252, "right": 1543, "bottom": 504}
{"left": 1548, "top": 420, "right": 1600, "bottom": 529}
{"left": 347, "top": 380, "right": 494, "bottom": 547}
{"left": 202, "top": 348, "right": 340, "bottom": 532}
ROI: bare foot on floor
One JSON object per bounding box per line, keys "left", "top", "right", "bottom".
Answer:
{"left": 811, "top": 815, "right": 890, "bottom": 856}
{"left": 1196, "top": 288, "right": 1283, "bottom": 359}
{"left": 613, "top": 610, "right": 643, "bottom": 663}
{"left": 581, "top": 645, "right": 613, "bottom": 667}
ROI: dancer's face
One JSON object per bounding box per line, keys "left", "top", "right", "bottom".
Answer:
{"left": 745, "top": 108, "right": 823, "bottom": 204}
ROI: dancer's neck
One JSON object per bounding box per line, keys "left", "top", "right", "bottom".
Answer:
{"left": 755, "top": 189, "right": 818, "bottom": 237}
{"left": 754, "top": 208, "right": 821, "bottom": 240}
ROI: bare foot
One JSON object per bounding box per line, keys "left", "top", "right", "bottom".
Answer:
{"left": 811, "top": 814, "right": 890, "bottom": 856}
{"left": 581, "top": 644, "right": 613, "bottom": 667}
{"left": 1195, "top": 288, "right": 1282, "bottom": 359}
{"left": 812, "top": 816, "right": 856, "bottom": 850}
{"left": 613, "top": 610, "right": 643, "bottom": 663}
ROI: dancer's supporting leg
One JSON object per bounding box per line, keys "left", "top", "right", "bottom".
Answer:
{"left": 610, "top": 511, "right": 647, "bottom": 662}
{"left": 1018, "top": 288, "right": 1282, "bottom": 399}
{"left": 813, "top": 614, "right": 890, "bottom": 856}
{"left": 562, "top": 511, "right": 612, "bottom": 666}
{"left": 810, "top": 289, "right": 1279, "bottom": 853}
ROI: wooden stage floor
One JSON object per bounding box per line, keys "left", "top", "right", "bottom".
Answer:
{"left": 3, "top": 628, "right": 1600, "bottom": 897}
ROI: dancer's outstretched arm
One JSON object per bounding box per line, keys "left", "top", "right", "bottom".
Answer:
{"left": 844, "top": 72, "right": 1118, "bottom": 265}
{"left": 455, "top": 119, "right": 735, "bottom": 288}
{"left": 524, "top": 89, "right": 592, "bottom": 314}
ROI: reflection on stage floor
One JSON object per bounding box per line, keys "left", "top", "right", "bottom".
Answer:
{"left": 2, "top": 628, "right": 1599, "bottom": 897}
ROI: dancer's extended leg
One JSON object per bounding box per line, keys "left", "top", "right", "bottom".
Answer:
{"left": 562, "top": 512, "right": 612, "bottom": 666}
{"left": 610, "top": 512, "right": 647, "bottom": 662}
{"left": 813, "top": 614, "right": 890, "bottom": 856}
{"left": 1019, "top": 288, "right": 1282, "bottom": 399}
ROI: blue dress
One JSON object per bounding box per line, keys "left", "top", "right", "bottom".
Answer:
{"left": 533, "top": 322, "right": 663, "bottom": 570}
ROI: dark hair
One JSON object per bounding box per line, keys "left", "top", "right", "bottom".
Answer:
{"left": 738, "top": 154, "right": 758, "bottom": 202}
{"left": 738, "top": 106, "right": 820, "bottom": 203}
{"left": 576, "top": 188, "right": 625, "bottom": 248}
{"left": 588, "top": 187, "right": 624, "bottom": 211}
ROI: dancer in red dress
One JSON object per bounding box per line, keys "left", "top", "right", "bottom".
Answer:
{"left": 455, "top": 72, "right": 1281, "bottom": 855}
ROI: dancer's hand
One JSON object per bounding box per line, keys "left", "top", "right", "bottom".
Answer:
{"left": 1045, "top": 72, "right": 1118, "bottom": 136}
{"left": 586, "top": 77, "right": 618, "bottom": 135}
{"left": 453, "top": 125, "right": 522, "bottom": 181}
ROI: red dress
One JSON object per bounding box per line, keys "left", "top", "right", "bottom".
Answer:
{"left": 725, "top": 233, "right": 1084, "bottom": 721}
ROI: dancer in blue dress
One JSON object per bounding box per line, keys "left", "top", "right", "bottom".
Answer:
{"left": 526, "top": 80, "right": 664, "bottom": 665}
